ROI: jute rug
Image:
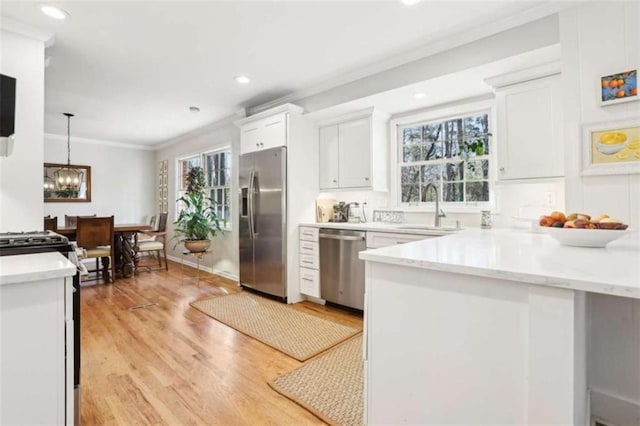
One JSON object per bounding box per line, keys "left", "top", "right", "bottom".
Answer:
{"left": 191, "top": 292, "right": 361, "bottom": 361}
{"left": 269, "top": 334, "right": 364, "bottom": 426}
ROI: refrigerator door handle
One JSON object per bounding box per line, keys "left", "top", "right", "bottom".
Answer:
{"left": 251, "top": 170, "right": 257, "bottom": 237}
{"left": 248, "top": 169, "right": 254, "bottom": 240}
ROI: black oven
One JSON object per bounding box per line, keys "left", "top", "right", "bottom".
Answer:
{"left": 0, "top": 231, "right": 80, "bottom": 425}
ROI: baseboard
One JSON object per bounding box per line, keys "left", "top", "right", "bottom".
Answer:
{"left": 590, "top": 388, "right": 640, "bottom": 426}
{"left": 212, "top": 269, "right": 239, "bottom": 282}
{"left": 305, "top": 295, "right": 326, "bottom": 305}
{"left": 166, "top": 254, "right": 238, "bottom": 282}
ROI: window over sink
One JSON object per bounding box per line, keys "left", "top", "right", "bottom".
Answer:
{"left": 392, "top": 102, "right": 494, "bottom": 211}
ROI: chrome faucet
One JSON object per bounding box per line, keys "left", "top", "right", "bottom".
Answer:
{"left": 424, "top": 183, "right": 446, "bottom": 227}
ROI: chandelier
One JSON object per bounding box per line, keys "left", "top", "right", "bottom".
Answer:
{"left": 54, "top": 113, "right": 83, "bottom": 197}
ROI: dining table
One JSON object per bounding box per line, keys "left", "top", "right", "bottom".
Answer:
{"left": 57, "top": 223, "right": 153, "bottom": 279}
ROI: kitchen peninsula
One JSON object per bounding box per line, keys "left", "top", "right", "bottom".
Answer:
{"left": 360, "top": 229, "right": 640, "bottom": 425}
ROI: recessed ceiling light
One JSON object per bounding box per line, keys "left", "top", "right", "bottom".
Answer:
{"left": 414, "top": 93, "right": 425, "bottom": 99}
{"left": 235, "top": 75, "right": 250, "bottom": 84}
{"left": 400, "top": 0, "right": 421, "bottom": 5}
{"left": 189, "top": 106, "right": 200, "bottom": 113}
{"left": 40, "top": 4, "right": 69, "bottom": 20}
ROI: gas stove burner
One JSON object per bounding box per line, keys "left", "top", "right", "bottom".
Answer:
{"left": 0, "top": 231, "right": 44, "bottom": 236}
{"left": 0, "top": 230, "right": 69, "bottom": 248}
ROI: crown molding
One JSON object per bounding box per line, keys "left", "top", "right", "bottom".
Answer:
{"left": 153, "top": 112, "right": 243, "bottom": 151}
{"left": 44, "top": 133, "right": 155, "bottom": 151}
{"left": 233, "top": 103, "right": 304, "bottom": 127}
{"left": 1, "top": 17, "right": 55, "bottom": 46}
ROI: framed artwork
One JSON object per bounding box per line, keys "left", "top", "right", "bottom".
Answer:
{"left": 582, "top": 119, "right": 640, "bottom": 175}
{"left": 44, "top": 163, "right": 92, "bottom": 202}
{"left": 600, "top": 69, "right": 638, "bottom": 106}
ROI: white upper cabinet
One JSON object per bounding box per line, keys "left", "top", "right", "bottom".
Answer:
{"left": 319, "top": 125, "right": 339, "bottom": 189}
{"left": 236, "top": 104, "right": 303, "bottom": 155}
{"left": 338, "top": 117, "right": 371, "bottom": 188}
{"left": 487, "top": 63, "right": 564, "bottom": 181}
{"left": 318, "top": 109, "right": 389, "bottom": 191}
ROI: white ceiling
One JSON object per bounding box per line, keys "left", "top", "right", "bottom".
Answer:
{"left": 2, "top": 1, "right": 548, "bottom": 147}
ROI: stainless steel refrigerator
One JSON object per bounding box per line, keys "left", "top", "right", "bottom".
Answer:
{"left": 239, "top": 146, "right": 287, "bottom": 300}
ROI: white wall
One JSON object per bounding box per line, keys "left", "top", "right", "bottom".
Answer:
{"left": 43, "top": 136, "right": 156, "bottom": 227}
{"left": 155, "top": 120, "right": 239, "bottom": 281}
{"left": 561, "top": 2, "right": 640, "bottom": 228}
{"left": 559, "top": 3, "right": 640, "bottom": 424}
{"left": 0, "top": 30, "right": 46, "bottom": 232}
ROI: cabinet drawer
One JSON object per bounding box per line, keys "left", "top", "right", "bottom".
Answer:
{"left": 366, "top": 232, "right": 428, "bottom": 249}
{"left": 299, "top": 226, "right": 319, "bottom": 242}
{"left": 299, "top": 241, "right": 319, "bottom": 256}
{"left": 299, "top": 253, "right": 319, "bottom": 270}
{"left": 299, "top": 267, "right": 320, "bottom": 298}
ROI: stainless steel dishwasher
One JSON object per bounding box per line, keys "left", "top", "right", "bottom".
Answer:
{"left": 319, "top": 228, "right": 366, "bottom": 310}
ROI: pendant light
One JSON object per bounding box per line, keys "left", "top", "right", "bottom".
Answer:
{"left": 54, "top": 113, "right": 83, "bottom": 197}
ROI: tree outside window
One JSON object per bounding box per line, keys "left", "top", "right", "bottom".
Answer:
{"left": 399, "top": 112, "right": 491, "bottom": 206}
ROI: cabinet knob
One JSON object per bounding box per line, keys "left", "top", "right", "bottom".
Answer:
{"left": 260, "top": 142, "right": 264, "bottom": 148}
{"left": 499, "top": 167, "right": 505, "bottom": 172}
{"left": 256, "top": 143, "right": 259, "bottom": 148}
{"left": 333, "top": 179, "right": 337, "bottom": 183}
{"left": 364, "top": 177, "right": 369, "bottom": 181}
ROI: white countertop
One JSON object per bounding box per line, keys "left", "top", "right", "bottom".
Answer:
{"left": 300, "top": 221, "right": 458, "bottom": 236}
{"left": 0, "top": 252, "right": 76, "bottom": 286}
{"left": 359, "top": 228, "right": 640, "bottom": 299}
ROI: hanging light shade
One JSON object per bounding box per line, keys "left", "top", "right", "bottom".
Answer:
{"left": 54, "top": 113, "right": 83, "bottom": 197}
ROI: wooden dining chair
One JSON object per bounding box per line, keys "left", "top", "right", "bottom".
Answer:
{"left": 76, "top": 216, "right": 115, "bottom": 283}
{"left": 65, "top": 214, "right": 96, "bottom": 228}
{"left": 134, "top": 213, "right": 168, "bottom": 272}
{"left": 44, "top": 216, "right": 58, "bottom": 232}
{"left": 136, "top": 215, "right": 157, "bottom": 243}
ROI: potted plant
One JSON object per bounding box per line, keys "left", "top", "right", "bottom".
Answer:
{"left": 173, "top": 166, "right": 224, "bottom": 253}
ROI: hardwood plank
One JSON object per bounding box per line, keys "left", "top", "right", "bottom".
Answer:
{"left": 80, "top": 260, "right": 362, "bottom": 425}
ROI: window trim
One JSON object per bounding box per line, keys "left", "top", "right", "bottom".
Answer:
{"left": 176, "top": 145, "right": 232, "bottom": 230}
{"left": 389, "top": 99, "right": 497, "bottom": 212}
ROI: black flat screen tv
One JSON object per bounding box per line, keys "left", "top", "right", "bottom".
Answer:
{"left": 0, "top": 73, "right": 16, "bottom": 138}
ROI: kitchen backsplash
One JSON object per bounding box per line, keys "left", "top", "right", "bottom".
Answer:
{"left": 317, "top": 180, "right": 565, "bottom": 228}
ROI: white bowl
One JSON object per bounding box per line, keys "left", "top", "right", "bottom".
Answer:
{"left": 595, "top": 140, "right": 627, "bottom": 155}
{"left": 541, "top": 226, "right": 628, "bottom": 248}
{"left": 512, "top": 216, "right": 542, "bottom": 233}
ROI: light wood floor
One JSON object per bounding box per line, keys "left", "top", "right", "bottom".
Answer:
{"left": 80, "top": 260, "right": 363, "bottom": 425}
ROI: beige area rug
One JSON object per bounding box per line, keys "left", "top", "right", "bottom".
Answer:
{"left": 269, "top": 335, "right": 364, "bottom": 426}
{"left": 191, "top": 292, "right": 361, "bottom": 361}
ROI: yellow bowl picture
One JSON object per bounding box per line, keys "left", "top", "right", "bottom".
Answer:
{"left": 596, "top": 132, "right": 628, "bottom": 155}
{"left": 599, "top": 132, "right": 627, "bottom": 144}
{"left": 596, "top": 140, "right": 627, "bottom": 155}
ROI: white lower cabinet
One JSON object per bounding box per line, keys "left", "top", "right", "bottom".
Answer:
{"left": 299, "top": 267, "right": 320, "bottom": 298}
{"left": 0, "top": 254, "right": 75, "bottom": 426}
{"left": 366, "top": 231, "right": 431, "bottom": 249}
{"left": 299, "top": 227, "right": 320, "bottom": 298}
{"left": 299, "top": 253, "right": 319, "bottom": 270}
{"left": 299, "top": 240, "right": 319, "bottom": 256}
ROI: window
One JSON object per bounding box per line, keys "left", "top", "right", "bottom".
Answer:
{"left": 177, "top": 148, "right": 232, "bottom": 227}
{"left": 398, "top": 110, "right": 492, "bottom": 207}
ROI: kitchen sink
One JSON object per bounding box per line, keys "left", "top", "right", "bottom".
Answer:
{"left": 394, "top": 224, "right": 460, "bottom": 232}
